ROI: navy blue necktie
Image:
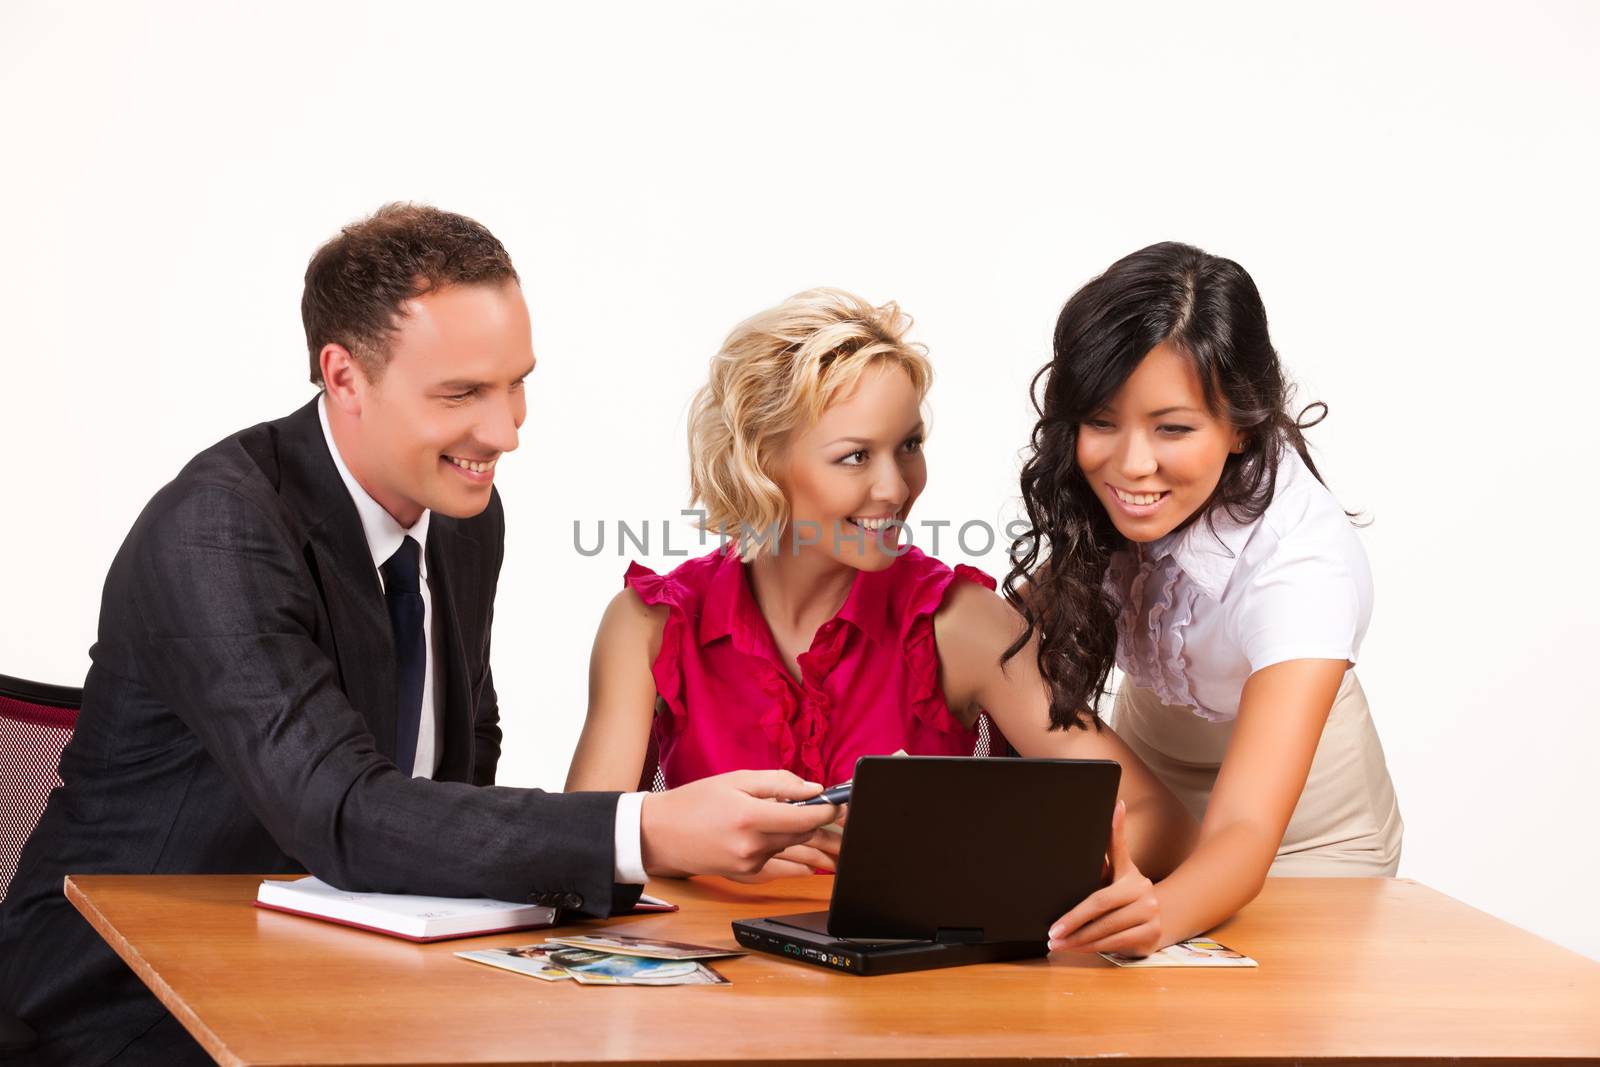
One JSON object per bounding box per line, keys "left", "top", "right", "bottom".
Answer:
{"left": 381, "top": 536, "right": 425, "bottom": 776}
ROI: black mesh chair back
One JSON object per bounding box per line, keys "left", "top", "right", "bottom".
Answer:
{"left": 0, "top": 674, "right": 80, "bottom": 903}
{"left": 0, "top": 673, "right": 79, "bottom": 1054}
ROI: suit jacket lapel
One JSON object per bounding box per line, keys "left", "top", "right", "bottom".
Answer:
{"left": 274, "top": 399, "right": 399, "bottom": 762}
{"left": 427, "top": 520, "right": 476, "bottom": 783}
{"left": 307, "top": 518, "right": 398, "bottom": 760}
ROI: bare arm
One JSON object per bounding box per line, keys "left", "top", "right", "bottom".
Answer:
{"left": 1148, "top": 657, "right": 1346, "bottom": 942}
{"left": 1050, "top": 657, "right": 1346, "bottom": 955}
{"left": 565, "top": 587, "right": 843, "bottom": 880}
{"left": 564, "top": 588, "right": 666, "bottom": 792}
{"left": 934, "top": 581, "right": 1197, "bottom": 880}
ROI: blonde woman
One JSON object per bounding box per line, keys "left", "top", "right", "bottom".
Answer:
{"left": 566, "top": 289, "right": 1195, "bottom": 890}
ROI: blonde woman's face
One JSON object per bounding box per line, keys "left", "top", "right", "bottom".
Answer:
{"left": 778, "top": 363, "right": 927, "bottom": 571}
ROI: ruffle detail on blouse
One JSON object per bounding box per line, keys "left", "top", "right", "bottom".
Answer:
{"left": 753, "top": 617, "right": 852, "bottom": 784}
{"left": 904, "top": 562, "right": 998, "bottom": 736}
{"left": 1105, "top": 551, "right": 1223, "bottom": 720}
{"left": 623, "top": 562, "right": 692, "bottom": 733}
{"left": 754, "top": 664, "right": 798, "bottom": 773}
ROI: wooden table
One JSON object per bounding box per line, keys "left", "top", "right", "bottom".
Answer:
{"left": 66, "top": 873, "right": 1600, "bottom": 1065}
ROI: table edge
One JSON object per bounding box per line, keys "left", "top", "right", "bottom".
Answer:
{"left": 60, "top": 875, "right": 1600, "bottom": 1066}
{"left": 64, "top": 874, "right": 244, "bottom": 1067}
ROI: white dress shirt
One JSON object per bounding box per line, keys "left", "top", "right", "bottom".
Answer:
{"left": 317, "top": 394, "right": 647, "bottom": 883}
{"left": 1106, "top": 447, "right": 1374, "bottom": 723}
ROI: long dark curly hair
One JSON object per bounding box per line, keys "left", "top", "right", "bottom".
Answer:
{"left": 1002, "top": 241, "right": 1330, "bottom": 731}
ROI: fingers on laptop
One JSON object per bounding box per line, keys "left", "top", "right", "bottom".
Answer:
{"left": 777, "top": 839, "right": 838, "bottom": 872}
{"left": 726, "top": 854, "right": 818, "bottom": 883}
{"left": 1047, "top": 801, "right": 1162, "bottom": 956}
{"left": 805, "top": 829, "right": 842, "bottom": 864}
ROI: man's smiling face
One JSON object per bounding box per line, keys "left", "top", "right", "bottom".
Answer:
{"left": 323, "top": 280, "right": 535, "bottom": 526}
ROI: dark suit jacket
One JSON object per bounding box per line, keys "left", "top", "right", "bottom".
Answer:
{"left": 0, "top": 399, "right": 633, "bottom": 1066}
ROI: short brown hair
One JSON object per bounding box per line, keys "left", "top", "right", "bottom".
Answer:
{"left": 301, "top": 202, "right": 520, "bottom": 385}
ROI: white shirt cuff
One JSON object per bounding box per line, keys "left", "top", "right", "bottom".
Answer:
{"left": 612, "top": 791, "right": 648, "bottom": 885}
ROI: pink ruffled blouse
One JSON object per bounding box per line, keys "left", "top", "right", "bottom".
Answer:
{"left": 624, "top": 545, "right": 1006, "bottom": 789}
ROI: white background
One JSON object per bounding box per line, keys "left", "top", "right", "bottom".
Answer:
{"left": 3, "top": 2, "right": 1597, "bottom": 960}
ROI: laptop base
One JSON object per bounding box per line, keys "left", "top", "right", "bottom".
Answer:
{"left": 732, "top": 912, "right": 1046, "bottom": 977}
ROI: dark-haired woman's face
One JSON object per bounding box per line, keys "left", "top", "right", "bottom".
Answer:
{"left": 1074, "top": 342, "right": 1242, "bottom": 543}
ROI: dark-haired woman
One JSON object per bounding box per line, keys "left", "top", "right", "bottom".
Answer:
{"left": 1011, "top": 242, "right": 1403, "bottom": 958}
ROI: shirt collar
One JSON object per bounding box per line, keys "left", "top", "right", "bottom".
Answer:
{"left": 696, "top": 545, "right": 884, "bottom": 647}
{"left": 1146, "top": 499, "right": 1255, "bottom": 602}
{"left": 697, "top": 547, "right": 744, "bottom": 645}
{"left": 317, "top": 393, "right": 430, "bottom": 579}
{"left": 833, "top": 563, "right": 890, "bottom": 638}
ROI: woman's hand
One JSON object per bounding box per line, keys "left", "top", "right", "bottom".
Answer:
{"left": 1047, "top": 800, "right": 1164, "bottom": 957}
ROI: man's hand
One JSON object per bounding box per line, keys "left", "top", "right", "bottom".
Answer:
{"left": 726, "top": 802, "right": 849, "bottom": 882}
{"left": 639, "top": 770, "right": 839, "bottom": 879}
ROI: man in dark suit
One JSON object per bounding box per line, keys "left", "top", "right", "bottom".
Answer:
{"left": 0, "top": 204, "right": 836, "bottom": 1065}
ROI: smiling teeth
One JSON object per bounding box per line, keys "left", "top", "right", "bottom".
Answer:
{"left": 850, "top": 516, "right": 893, "bottom": 530}
{"left": 447, "top": 456, "right": 495, "bottom": 474}
{"left": 1113, "top": 488, "right": 1164, "bottom": 506}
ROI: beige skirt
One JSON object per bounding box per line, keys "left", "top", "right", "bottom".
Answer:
{"left": 1111, "top": 672, "right": 1403, "bottom": 876}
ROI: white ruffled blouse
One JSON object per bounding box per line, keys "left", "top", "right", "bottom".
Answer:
{"left": 1105, "top": 449, "right": 1373, "bottom": 723}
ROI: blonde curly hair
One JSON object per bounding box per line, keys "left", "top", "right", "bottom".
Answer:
{"left": 687, "top": 287, "right": 932, "bottom": 560}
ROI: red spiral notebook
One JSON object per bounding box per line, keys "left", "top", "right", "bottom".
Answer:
{"left": 255, "top": 876, "right": 676, "bottom": 943}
